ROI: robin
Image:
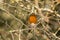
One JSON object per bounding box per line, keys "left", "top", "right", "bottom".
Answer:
{"left": 28, "top": 13, "right": 37, "bottom": 32}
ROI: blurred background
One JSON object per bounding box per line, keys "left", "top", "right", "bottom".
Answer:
{"left": 0, "top": 0, "right": 60, "bottom": 40}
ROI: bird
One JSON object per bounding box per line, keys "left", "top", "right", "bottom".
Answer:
{"left": 27, "top": 13, "right": 37, "bottom": 33}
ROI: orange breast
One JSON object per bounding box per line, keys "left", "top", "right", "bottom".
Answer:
{"left": 28, "top": 15, "right": 37, "bottom": 24}
{"left": 56, "top": 0, "right": 60, "bottom": 3}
